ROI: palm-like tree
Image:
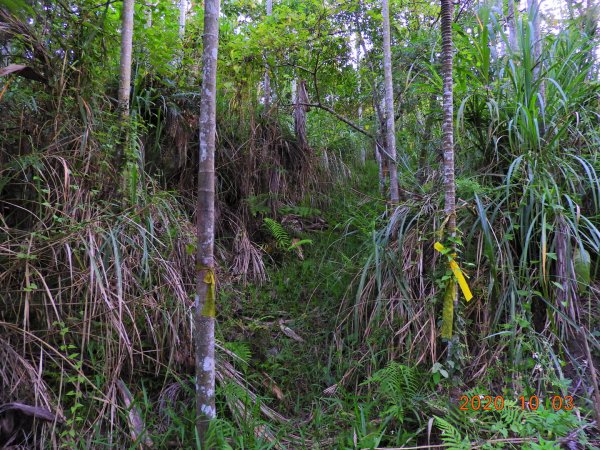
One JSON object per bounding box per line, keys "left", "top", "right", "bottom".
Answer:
{"left": 440, "top": 0, "right": 457, "bottom": 343}
{"left": 195, "top": 0, "right": 220, "bottom": 442}
{"left": 441, "top": 0, "right": 455, "bottom": 236}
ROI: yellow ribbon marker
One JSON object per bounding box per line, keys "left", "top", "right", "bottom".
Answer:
{"left": 434, "top": 242, "right": 473, "bottom": 302}
{"left": 201, "top": 269, "right": 216, "bottom": 318}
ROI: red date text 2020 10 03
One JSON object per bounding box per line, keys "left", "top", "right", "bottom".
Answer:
{"left": 458, "top": 395, "right": 574, "bottom": 411}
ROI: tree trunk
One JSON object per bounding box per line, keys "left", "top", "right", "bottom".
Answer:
{"left": 382, "top": 0, "right": 400, "bottom": 204}
{"left": 115, "top": 0, "right": 134, "bottom": 168}
{"left": 507, "top": 0, "right": 517, "bottom": 51}
{"left": 195, "top": 0, "right": 220, "bottom": 441}
{"left": 441, "top": 0, "right": 455, "bottom": 236}
{"left": 440, "top": 0, "right": 457, "bottom": 347}
{"left": 264, "top": 0, "right": 272, "bottom": 110}
{"left": 179, "top": 0, "right": 188, "bottom": 39}
{"left": 294, "top": 79, "right": 309, "bottom": 152}
{"left": 118, "top": 0, "right": 134, "bottom": 121}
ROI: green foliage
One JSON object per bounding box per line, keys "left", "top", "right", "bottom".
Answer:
{"left": 246, "top": 194, "right": 272, "bottom": 217}
{"left": 278, "top": 205, "right": 322, "bottom": 217}
{"left": 364, "top": 362, "right": 423, "bottom": 425}
{"left": 263, "top": 217, "right": 313, "bottom": 253}
{"left": 435, "top": 416, "right": 470, "bottom": 450}
{"left": 2, "top": 0, "right": 600, "bottom": 447}
{"left": 573, "top": 246, "right": 591, "bottom": 293}
{"left": 436, "top": 398, "right": 589, "bottom": 449}
{"left": 263, "top": 217, "right": 292, "bottom": 249}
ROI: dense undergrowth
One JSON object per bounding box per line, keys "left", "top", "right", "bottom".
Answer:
{"left": 1, "top": 0, "right": 600, "bottom": 449}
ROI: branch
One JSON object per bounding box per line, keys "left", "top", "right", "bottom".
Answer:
{"left": 294, "top": 101, "right": 397, "bottom": 162}
{"left": 294, "top": 102, "right": 372, "bottom": 138}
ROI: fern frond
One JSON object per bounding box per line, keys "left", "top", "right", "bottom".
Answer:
{"left": 366, "top": 362, "right": 420, "bottom": 401}
{"left": 498, "top": 400, "right": 524, "bottom": 431}
{"left": 288, "top": 239, "right": 313, "bottom": 251}
{"left": 223, "top": 341, "right": 251, "bottom": 366}
{"left": 263, "top": 218, "right": 291, "bottom": 249}
{"left": 435, "top": 416, "right": 470, "bottom": 450}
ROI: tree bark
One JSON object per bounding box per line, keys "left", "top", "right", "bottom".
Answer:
{"left": 118, "top": 0, "right": 134, "bottom": 121}
{"left": 440, "top": 0, "right": 458, "bottom": 345}
{"left": 294, "top": 79, "right": 309, "bottom": 152}
{"left": 195, "top": 0, "right": 220, "bottom": 441}
{"left": 115, "top": 0, "right": 134, "bottom": 168}
{"left": 382, "top": 0, "right": 400, "bottom": 204}
{"left": 179, "top": 0, "right": 188, "bottom": 39}
{"left": 441, "top": 0, "right": 455, "bottom": 236}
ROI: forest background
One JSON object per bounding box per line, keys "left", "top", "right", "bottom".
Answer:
{"left": 0, "top": 0, "right": 599, "bottom": 448}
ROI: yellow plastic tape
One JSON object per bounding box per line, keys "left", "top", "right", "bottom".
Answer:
{"left": 201, "top": 269, "right": 216, "bottom": 318}
{"left": 434, "top": 242, "right": 473, "bottom": 302}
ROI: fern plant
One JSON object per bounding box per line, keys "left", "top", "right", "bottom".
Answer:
{"left": 364, "top": 362, "right": 425, "bottom": 426}
{"left": 438, "top": 398, "right": 586, "bottom": 449}
{"left": 435, "top": 416, "right": 470, "bottom": 450}
{"left": 263, "top": 218, "right": 313, "bottom": 254}
{"left": 263, "top": 218, "right": 292, "bottom": 249}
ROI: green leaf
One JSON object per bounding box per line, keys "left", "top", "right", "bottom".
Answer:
{"left": 574, "top": 247, "right": 590, "bottom": 293}
{"left": 16, "top": 252, "right": 37, "bottom": 260}
{"left": 288, "top": 239, "right": 312, "bottom": 251}
{"left": 23, "top": 283, "right": 38, "bottom": 292}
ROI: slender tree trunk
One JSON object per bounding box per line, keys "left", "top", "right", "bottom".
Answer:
{"left": 179, "top": 0, "right": 187, "bottom": 39}
{"left": 264, "top": 0, "right": 273, "bottom": 110}
{"left": 440, "top": 0, "right": 458, "bottom": 346}
{"left": 294, "top": 79, "right": 309, "bottom": 152}
{"left": 507, "top": 0, "right": 517, "bottom": 51}
{"left": 382, "top": 0, "right": 400, "bottom": 204}
{"left": 118, "top": 0, "right": 134, "bottom": 121}
{"left": 195, "top": 0, "right": 220, "bottom": 440}
{"left": 115, "top": 0, "right": 134, "bottom": 168}
{"left": 441, "top": 0, "right": 455, "bottom": 236}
